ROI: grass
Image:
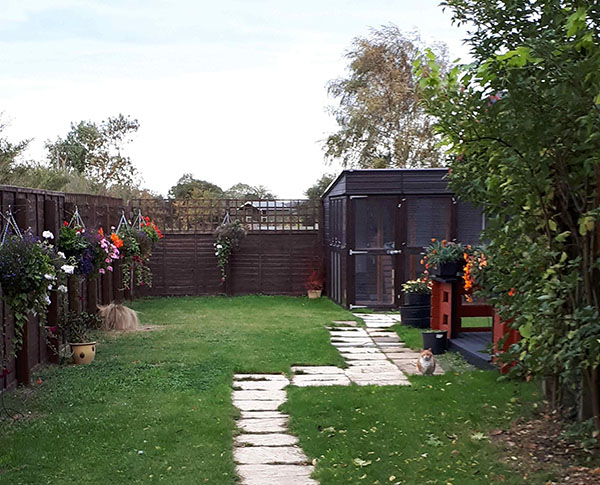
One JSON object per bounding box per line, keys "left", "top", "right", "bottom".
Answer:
{"left": 1, "top": 296, "right": 545, "bottom": 484}
{"left": 0, "top": 295, "right": 353, "bottom": 484}
{"left": 462, "top": 316, "right": 493, "bottom": 328}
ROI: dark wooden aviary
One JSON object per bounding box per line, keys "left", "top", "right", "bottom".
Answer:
{"left": 322, "top": 169, "right": 485, "bottom": 309}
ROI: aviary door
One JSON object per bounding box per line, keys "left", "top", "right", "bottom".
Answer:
{"left": 350, "top": 196, "right": 400, "bottom": 307}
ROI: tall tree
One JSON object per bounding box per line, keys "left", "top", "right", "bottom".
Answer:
{"left": 0, "top": 113, "right": 30, "bottom": 183}
{"left": 168, "top": 174, "right": 224, "bottom": 200}
{"left": 45, "top": 114, "right": 140, "bottom": 191}
{"left": 420, "top": 0, "right": 600, "bottom": 425}
{"left": 224, "top": 183, "right": 276, "bottom": 199}
{"left": 325, "top": 25, "right": 448, "bottom": 169}
{"left": 304, "top": 173, "right": 336, "bottom": 200}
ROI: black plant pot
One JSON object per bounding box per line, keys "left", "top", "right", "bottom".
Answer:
{"left": 404, "top": 292, "right": 431, "bottom": 306}
{"left": 436, "top": 261, "right": 460, "bottom": 277}
{"left": 400, "top": 305, "right": 431, "bottom": 329}
{"left": 422, "top": 331, "right": 447, "bottom": 355}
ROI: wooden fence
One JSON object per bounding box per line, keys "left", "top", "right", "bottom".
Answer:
{"left": 1, "top": 188, "right": 322, "bottom": 391}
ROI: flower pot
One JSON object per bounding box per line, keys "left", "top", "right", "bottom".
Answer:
{"left": 422, "top": 331, "right": 447, "bottom": 355}
{"left": 307, "top": 289, "right": 322, "bottom": 299}
{"left": 70, "top": 342, "right": 96, "bottom": 365}
{"left": 404, "top": 292, "right": 430, "bottom": 306}
{"left": 400, "top": 305, "right": 430, "bottom": 329}
{"left": 436, "top": 261, "right": 460, "bottom": 277}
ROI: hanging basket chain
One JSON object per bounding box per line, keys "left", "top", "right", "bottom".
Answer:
{"left": 0, "top": 206, "right": 23, "bottom": 246}
{"left": 116, "top": 209, "right": 130, "bottom": 235}
{"left": 68, "top": 205, "right": 86, "bottom": 229}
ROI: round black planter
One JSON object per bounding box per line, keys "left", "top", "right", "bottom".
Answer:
{"left": 422, "top": 331, "right": 447, "bottom": 355}
{"left": 400, "top": 305, "right": 431, "bottom": 329}
{"left": 404, "top": 292, "right": 431, "bottom": 306}
{"left": 436, "top": 260, "right": 460, "bottom": 277}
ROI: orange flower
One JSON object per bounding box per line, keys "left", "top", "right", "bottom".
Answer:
{"left": 110, "top": 232, "right": 124, "bottom": 249}
{"left": 420, "top": 259, "right": 424, "bottom": 265}
{"left": 442, "top": 239, "right": 447, "bottom": 246}
{"left": 431, "top": 238, "right": 436, "bottom": 242}
{"left": 98, "top": 227, "right": 104, "bottom": 237}
{"left": 508, "top": 288, "right": 516, "bottom": 297}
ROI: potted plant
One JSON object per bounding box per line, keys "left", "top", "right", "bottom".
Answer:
{"left": 306, "top": 269, "right": 324, "bottom": 299}
{"left": 401, "top": 276, "right": 432, "bottom": 306}
{"left": 59, "top": 311, "right": 101, "bottom": 365}
{"left": 423, "top": 239, "right": 466, "bottom": 277}
{"left": 421, "top": 329, "right": 447, "bottom": 355}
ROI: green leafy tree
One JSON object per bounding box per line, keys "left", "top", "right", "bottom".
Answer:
{"left": 45, "top": 114, "right": 140, "bottom": 191}
{"left": 168, "top": 174, "right": 224, "bottom": 200}
{"left": 0, "top": 113, "right": 30, "bottom": 183}
{"left": 325, "top": 25, "right": 448, "bottom": 169}
{"left": 419, "top": 0, "right": 600, "bottom": 425}
{"left": 304, "top": 173, "right": 336, "bottom": 200}
{"left": 224, "top": 183, "right": 276, "bottom": 199}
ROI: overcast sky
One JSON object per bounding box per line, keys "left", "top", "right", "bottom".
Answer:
{"left": 0, "top": 0, "right": 471, "bottom": 198}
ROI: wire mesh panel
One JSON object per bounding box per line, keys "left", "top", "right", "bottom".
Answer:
{"left": 354, "top": 254, "right": 395, "bottom": 306}
{"left": 405, "top": 197, "right": 452, "bottom": 247}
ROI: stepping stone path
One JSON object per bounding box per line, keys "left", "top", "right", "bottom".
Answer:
{"left": 232, "top": 314, "right": 443, "bottom": 483}
{"left": 232, "top": 374, "right": 318, "bottom": 485}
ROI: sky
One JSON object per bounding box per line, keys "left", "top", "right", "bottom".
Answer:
{"left": 0, "top": 0, "right": 471, "bottom": 198}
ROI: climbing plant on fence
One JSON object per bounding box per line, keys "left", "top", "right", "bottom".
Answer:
{"left": 418, "top": 0, "right": 600, "bottom": 426}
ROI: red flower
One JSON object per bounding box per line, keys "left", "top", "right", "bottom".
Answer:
{"left": 63, "top": 221, "right": 69, "bottom": 226}
{"left": 508, "top": 288, "right": 516, "bottom": 297}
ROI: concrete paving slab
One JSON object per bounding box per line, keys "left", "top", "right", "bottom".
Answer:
{"left": 235, "top": 433, "right": 299, "bottom": 447}
{"left": 240, "top": 411, "right": 287, "bottom": 419}
{"left": 234, "top": 446, "right": 308, "bottom": 465}
{"left": 233, "top": 400, "right": 284, "bottom": 411}
{"left": 291, "top": 366, "right": 345, "bottom": 375}
{"left": 233, "top": 380, "right": 288, "bottom": 391}
{"left": 237, "top": 418, "right": 289, "bottom": 433}
{"left": 234, "top": 374, "right": 289, "bottom": 382}
{"left": 236, "top": 464, "right": 317, "bottom": 485}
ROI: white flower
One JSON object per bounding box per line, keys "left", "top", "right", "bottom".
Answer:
{"left": 57, "top": 251, "right": 66, "bottom": 259}
{"left": 44, "top": 273, "right": 56, "bottom": 280}
{"left": 215, "top": 252, "right": 219, "bottom": 256}
{"left": 57, "top": 285, "right": 68, "bottom": 293}
{"left": 42, "top": 230, "right": 54, "bottom": 240}
{"left": 61, "top": 264, "right": 75, "bottom": 274}
{"left": 45, "top": 295, "right": 51, "bottom": 305}
{"left": 47, "top": 284, "right": 53, "bottom": 290}
{"left": 216, "top": 244, "right": 223, "bottom": 249}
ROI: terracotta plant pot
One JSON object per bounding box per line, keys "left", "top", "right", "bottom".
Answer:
{"left": 70, "top": 342, "right": 97, "bottom": 365}
{"left": 307, "top": 289, "right": 322, "bottom": 299}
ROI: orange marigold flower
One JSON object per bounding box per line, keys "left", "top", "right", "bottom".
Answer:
{"left": 431, "top": 238, "right": 436, "bottom": 242}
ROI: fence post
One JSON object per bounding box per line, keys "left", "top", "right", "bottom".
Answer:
{"left": 14, "top": 197, "right": 31, "bottom": 385}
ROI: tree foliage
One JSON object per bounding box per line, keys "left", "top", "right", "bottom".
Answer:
{"left": 325, "top": 25, "right": 448, "bottom": 169}
{"left": 0, "top": 113, "right": 30, "bottom": 183}
{"left": 304, "top": 173, "right": 336, "bottom": 200}
{"left": 224, "top": 183, "right": 276, "bottom": 199}
{"left": 45, "top": 114, "right": 140, "bottom": 191}
{"left": 419, "top": 0, "right": 600, "bottom": 424}
{"left": 167, "top": 173, "right": 224, "bottom": 200}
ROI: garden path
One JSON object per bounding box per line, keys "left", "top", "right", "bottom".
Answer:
{"left": 232, "top": 313, "right": 443, "bottom": 484}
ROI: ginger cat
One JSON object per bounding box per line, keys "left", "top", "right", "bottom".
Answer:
{"left": 417, "top": 348, "right": 436, "bottom": 376}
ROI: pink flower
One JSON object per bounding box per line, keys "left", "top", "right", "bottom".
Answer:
{"left": 107, "top": 266, "right": 113, "bottom": 272}
{"left": 99, "top": 268, "right": 105, "bottom": 274}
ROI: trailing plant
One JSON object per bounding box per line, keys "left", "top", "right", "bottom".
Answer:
{"left": 418, "top": 0, "right": 600, "bottom": 426}
{"left": 401, "top": 276, "right": 432, "bottom": 294}
{"left": 0, "top": 229, "right": 67, "bottom": 355}
{"left": 462, "top": 247, "right": 487, "bottom": 302}
{"left": 57, "top": 221, "right": 93, "bottom": 275}
{"left": 214, "top": 219, "right": 247, "bottom": 282}
{"left": 118, "top": 216, "right": 163, "bottom": 289}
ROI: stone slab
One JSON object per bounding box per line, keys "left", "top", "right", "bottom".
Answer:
{"left": 240, "top": 411, "right": 287, "bottom": 419}
{"left": 237, "top": 418, "right": 288, "bottom": 433}
{"left": 332, "top": 320, "right": 358, "bottom": 326}
{"left": 332, "top": 341, "right": 377, "bottom": 347}
{"left": 291, "top": 366, "right": 345, "bottom": 375}
{"left": 232, "top": 390, "right": 287, "bottom": 401}
{"left": 234, "top": 374, "right": 289, "bottom": 382}
{"left": 291, "top": 375, "right": 351, "bottom": 387}
{"left": 344, "top": 360, "right": 396, "bottom": 367}
{"left": 236, "top": 464, "right": 317, "bottom": 485}
{"left": 372, "top": 337, "right": 401, "bottom": 343}
{"left": 364, "top": 321, "right": 395, "bottom": 328}
{"left": 330, "top": 329, "right": 368, "bottom": 336}
{"left": 340, "top": 353, "right": 387, "bottom": 360}
{"left": 234, "top": 400, "right": 284, "bottom": 411}
{"left": 235, "top": 433, "right": 299, "bottom": 447}
{"left": 234, "top": 380, "right": 289, "bottom": 391}
{"left": 345, "top": 364, "right": 398, "bottom": 372}
{"left": 353, "top": 378, "right": 411, "bottom": 386}
{"left": 234, "top": 446, "right": 309, "bottom": 465}
{"left": 334, "top": 346, "right": 384, "bottom": 353}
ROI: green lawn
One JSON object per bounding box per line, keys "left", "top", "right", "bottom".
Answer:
{"left": 0, "top": 296, "right": 545, "bottom": 483}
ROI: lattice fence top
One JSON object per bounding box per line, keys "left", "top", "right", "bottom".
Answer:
{"left": 131, "top": 198, "right": 320, "bottom": 234}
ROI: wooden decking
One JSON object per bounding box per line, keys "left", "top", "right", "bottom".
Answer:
{"left": 448, "top": 332, "right": 494, "bottom": 370}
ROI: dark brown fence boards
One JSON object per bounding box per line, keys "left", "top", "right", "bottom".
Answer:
{"left": 0, "top": 186, "right": 127, "bottom": 391}
{"left": 134, "top": 199, "right": 322, "bottom": 298}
